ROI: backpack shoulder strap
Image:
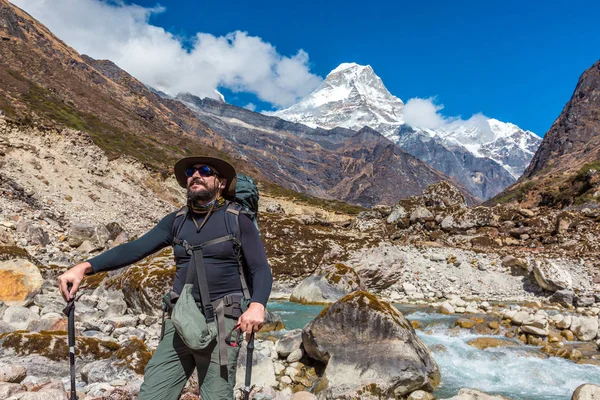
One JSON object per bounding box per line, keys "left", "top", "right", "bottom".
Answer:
{"left": 224, "top": 202, "right": 251, "bottom": 299}
{"left": 171, "top": 206, "right": 188, "bottom": 245}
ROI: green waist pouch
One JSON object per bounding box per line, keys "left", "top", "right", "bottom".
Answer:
{"left": 170, "top": 284, "right": 217, "bottom": 350}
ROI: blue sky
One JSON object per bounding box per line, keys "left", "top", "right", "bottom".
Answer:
{"left": 14, "top": 0, "right": 600, "bottom": 136}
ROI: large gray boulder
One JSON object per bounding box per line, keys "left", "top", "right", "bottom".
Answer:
{"left": 443, "top": 388, "right": 512, "bottom": 399}
{"left": 302, "top": 291, "right": 439, "bottom": 399}
{"left": 347, "top": 244, "right": 405, "bottom": 291}
{"left": 533, "top": 260, "right": 572, "bottom": 291}
{"left": 423, "top": 181, "right": 466, "bottom": 209}
{"left": 290, "top": 264, "right": 360, "bottom": 305}
{"left": 67, "top": 223, "right": 110, "bottom": 249}
{"left": 570, "top": 316, "right": 599, "bottom": 341}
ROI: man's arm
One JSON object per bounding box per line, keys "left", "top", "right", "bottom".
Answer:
{"left": 236, "top": 215, "right": 273, "bottom": 336}
{"left": 57, "top": 212, "right": 176, "bottom": 301}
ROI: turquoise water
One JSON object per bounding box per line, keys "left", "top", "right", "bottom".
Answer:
{"left": 267, "top": 301, "right": 600, "bottom": 400}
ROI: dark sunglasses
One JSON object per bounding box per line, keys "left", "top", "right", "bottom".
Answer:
{"left": 185, "top": 165, "right": 219, "bottom": 178}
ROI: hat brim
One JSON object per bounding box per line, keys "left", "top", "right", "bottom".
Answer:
{"left": 174, "top": 156, "right": 237, "bottom": 199}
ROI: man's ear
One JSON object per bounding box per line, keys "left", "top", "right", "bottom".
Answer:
{"left": 220, "top": 178, "right": 227, "bottom": 190}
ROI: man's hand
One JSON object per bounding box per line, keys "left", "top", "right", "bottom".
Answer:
{"left": 57, "top": 262, "right": 93, "bottom": 301}
{"left": 237, "top": 302, "right": 265, "bottom": 339}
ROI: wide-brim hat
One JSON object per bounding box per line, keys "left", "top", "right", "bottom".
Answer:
{"left": 174, "top": 156, "right": 237, "bottom": 199}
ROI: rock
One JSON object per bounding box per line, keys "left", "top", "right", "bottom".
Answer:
{"left": 572, "top": 384, "right": 600, "bottom": 400}
{"left": 0, "top": 259, "right": 43, "bottom": 306}
{"left": 235, "top": 340, "right": 277, "bottom": 394}
{"left": 550, "top": 290, "right": 575, "bottom": 307}
{"left": 349, "top": 245, "right": 405, "bottom": 291}
{"left": 521, "top": 318, "right": 549, "bottom": 336}
{"left": 6, "top": 390, "right": 68, "bottom": 400}
{"left": 261, "top": 310, "right": 285, "bottom": 332}
{"left": 26, "top": 227, "right": 50, "bottom": 246}
{"left": 0, "top": 383, "right": 23, "bottom": 399}
{"left": 423, "top": 181, "right": 466, "bottom": 209}
{"left": 67, "top": 223, "right": 110, "bottom": 249}
{"left": 501, "top": 256, "right": 531, "bottom": 275}
{"left": 439, "top": 302, "right": 455, "bottom": 315}
{"left": 265, "top": 203, "right": 285, "bottom": 214}
{"left": 511, "top": 311, "right": 530, "bottom": 325}
{"left": 276, "top": 329, "right": 303, "bottom": 358}
{"left": 533, "top": 260, "right": 572, "bottom": 291}
{"left": 444, "top": 388, "right": 512, "bottom": 399}
{"left": 77, "top": 240, "right": 98, "bottom": 254}
{"left": 105, "top": 222, "right": 125, "bottom": 241}
{"left": 408, "top": 390, "right": 435, "bottom": 400}
{"left": 81, "top": 359, "right": 137, "bottom": 384}
{"left": 387, "top": 206, "right": 408, "bottom": 224}
{"left": 466, "top": 338, "right": 518, "bottom": 350}
{"left": 287, "top": 348, "right": 303, "bottom": 363}
{"left": 410, "top": 207, "right": 434, "bottom": 223}
{"left": 290, "top": 264, "right": 360, "bottom": 304}
{"left": 2, "top": 306, "right": 38, "bottom": 330}
{"left": 557, "top": 315, "right": 572, "bottom": 329}
{"left": 302, "top": 291, "right": 439, "bottom": 398}
{"left": 27, "top": 312, "right": 67, "bottom": 332}
{"left": 103, "top": 256, "right": 175, "bottom": 316}
{"left": 575, "top": 296, "right": 596, "bottom": 308}
{"left": 0, "top": 363, "right": 26, "bottom": 383}
{"left": 570, "top": 316, "right": 599, "bottom": 341}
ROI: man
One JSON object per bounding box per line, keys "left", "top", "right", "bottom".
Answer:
{"left": 58, "top": 156, "right": 273, "bottom": 400}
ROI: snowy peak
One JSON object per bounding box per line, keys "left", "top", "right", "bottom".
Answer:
{"left": 271, "top": 63, "right": 404, "bottom": 134}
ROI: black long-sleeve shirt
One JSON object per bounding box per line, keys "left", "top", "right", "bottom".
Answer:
{"left": 87, "top": 206, "right": 272, "bottom": 306}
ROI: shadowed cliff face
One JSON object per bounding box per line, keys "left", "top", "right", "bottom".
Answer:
{"left": 490, "top": 60, "right": 600, "bottom": 208}
{"left": 183, "top": 97, "right": 479, "bottom": 206}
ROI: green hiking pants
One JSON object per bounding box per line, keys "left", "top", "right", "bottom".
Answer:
{"left": 139, "top": 317, "right": 240, "bottom": 400}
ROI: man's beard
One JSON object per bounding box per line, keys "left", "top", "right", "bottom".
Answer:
{"left": 187, "top": 179, "right": 219, "bottom": 203}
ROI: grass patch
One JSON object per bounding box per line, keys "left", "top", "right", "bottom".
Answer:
{"left": 490, "top": 181, "right": 537, "bottom": 205}
{"left": 262, "top": 182, "right": 366, "bottom": 215}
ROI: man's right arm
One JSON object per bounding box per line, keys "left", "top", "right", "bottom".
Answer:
{"left": 58, "top": 212, "right": 177, "bottom": 301}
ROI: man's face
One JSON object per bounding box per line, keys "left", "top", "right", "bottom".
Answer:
{"left": 186, "top": 164, "right": 226, "bottom": 203}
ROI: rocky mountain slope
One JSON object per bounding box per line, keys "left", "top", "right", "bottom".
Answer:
{"left": 272, "top": 63, "right": 542, "bottom": 200}
{"left": 490, "top": 60, "right": 600, "bottom": 208}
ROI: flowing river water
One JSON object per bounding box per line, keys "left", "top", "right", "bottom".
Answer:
{"left": 266, "top": 301, "right": 600, "bottom": 400}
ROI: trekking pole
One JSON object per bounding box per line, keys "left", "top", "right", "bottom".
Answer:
{"left": 62, "top": 283, "right": 78, "bottom": 400}
{"left": 244, "top": 332, "right": 255, "bottom": 400}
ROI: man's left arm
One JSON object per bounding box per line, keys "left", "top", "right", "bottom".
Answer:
{"left": 237, "top": 215, "right": 273, "bottom": 336}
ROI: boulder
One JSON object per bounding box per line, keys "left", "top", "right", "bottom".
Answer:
{"left": 440, "top": 207, "right": 500, "bottom": 231}
{"left": 575, "top": 296, "right": 596, "bottom": 308}
{"left": 550, "top": 290, "right": 576, "bottom": 307}
{"left": 276, "top": 329, "right": 303, "bottom": 358}
{"left": 410, "top": 207, "right": 434, "bottom": 223}
{"left": 572, "top": 384, "right": 600, "bottom": 400}
{"left": 501, "top": 256, "right": 531, "bottom": 275}
{"left": 408, "top": 390, "right": 436, "bottom": 400}
{"left": 0, "top": 383, "right": 23, "bottom": 399}
{"left": 466, "top": 338, "right": 518, "bottom": 350}
{"left": 103, "top": 249, "right": 175, "bottom": 316}
{"left": 27, "top": 313, "right": 67, "bottom": 332}
{"left": 67, "top": 223, "right": 110, "bottom": 249}
{"left": 25, "top": 227, "right": 49, "bottom": 246}
{"left": 348, "top": 245, "right": 405, "bottom": 291}
{"left": 0, "top": 363, "right": 26, "bottom": 383}
{"left": 290, "top": 264, "right": 360, "bottom": 304}
{"left": 423, "top": 181, "right": 466, "bottom": 209}
{"left": 0, "top": 259, "right": 43, "bottom": 306}
{"left": 570, "top": 316, "right": 599, "bottom": 341}
{"left": 235, "top": 339, "right": 277, "bottom": 394}
{"left": 2, "top": 306, "right": 38, "bottom": 330}
{"left": 302, "top": 291, "right": 439, "bottom": 398}
{"left": 521, "top": 318, "right": 549, "bottom": 336}
{"left": 533, "top": 260, "right": 572, "bottom": 291}
{"left": 387, "top": 206, "right": 408, "bottom": 225}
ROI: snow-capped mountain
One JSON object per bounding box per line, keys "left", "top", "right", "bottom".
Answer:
{"left": 270, "top": 63, "right": 405, "bottom": 137}
{"left": 273, "top": 63, "right": 542, "bottom": 199}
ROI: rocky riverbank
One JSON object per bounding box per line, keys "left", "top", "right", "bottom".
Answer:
{"left": 2, "top": 120, "right": 600, "bottom": 398}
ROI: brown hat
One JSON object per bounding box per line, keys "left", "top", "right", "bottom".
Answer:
{"left": 174, "top": 156, "right": 237, "bottom": 199}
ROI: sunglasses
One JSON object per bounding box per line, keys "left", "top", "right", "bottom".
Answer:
{"left": 185, "top": 165, "right": 219, "bottom": 178}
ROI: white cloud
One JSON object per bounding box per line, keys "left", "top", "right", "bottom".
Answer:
{"left": 243, "top": 103, "right": 257, "bottom": 111}
{"left": 403, "top": 97, "right": 492, "bottom": 137}
{"left": 403, "top": 97, "right": 448, "bottom": 130}
{"left": 11, "top": 0, "right": 322, "bottom": 108}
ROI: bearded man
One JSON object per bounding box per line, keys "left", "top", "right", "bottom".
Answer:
{"left": 58, "top": 156, "right": 273, "bottom": 400}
